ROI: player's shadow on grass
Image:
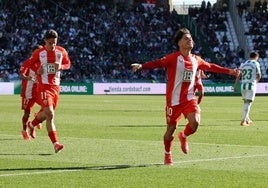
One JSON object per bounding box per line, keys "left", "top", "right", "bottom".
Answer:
{"left": 112, "top": 124, "right": 164, "bottom": 128}
{"left": 0, "top": 163, "right": 163, "bottom": 172}
{"left": 0, "top": 138, "right": 23, "bottom": 140}
{"left": 0, "top": 153, "right": 53, "bottom": 156}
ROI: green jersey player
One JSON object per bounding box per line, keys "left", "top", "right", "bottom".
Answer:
{"left": 234, "top": 51, "right": 261, "bottom": 126}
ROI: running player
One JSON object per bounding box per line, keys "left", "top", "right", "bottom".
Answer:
{"left": 27, "top": 29, "right": 71, "bottom": 153}
{"left": 131, "top": 28, "right": 240, "bottom": 165}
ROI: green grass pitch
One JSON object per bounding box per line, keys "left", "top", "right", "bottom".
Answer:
{"left": 0, "top": 94, "right": 267, "bottom": 188}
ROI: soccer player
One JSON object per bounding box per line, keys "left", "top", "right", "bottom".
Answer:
{"left": 234, "top": 51, "right": 261, "bottom": 126}
{"left": 27, "top": 29, "right": 71, "bottom": 153}
{"left": 20, "top": 44, "right": 43, "bottom": 140}
{"left": 131, "top": 28, "right": 240, "bottom": 166}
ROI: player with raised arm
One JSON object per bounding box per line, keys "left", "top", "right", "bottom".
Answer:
{"left": 131, "top": 28, "right": 240, "bottom": 165}
{"left": 234, "top": 51, "right": 261, "bottom": 126}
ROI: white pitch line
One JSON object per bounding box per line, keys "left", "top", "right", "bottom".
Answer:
{"left": 0, "top": 169, "right": 81, "bottom": 177}
{"left": 0, "top": 154, "right": 267, "bottom": 177}
{"left": 192, "top": 142, "right": 268, "bottom": 148}
{"left": 174, "top": 154, "right": 268, "bottom": 164}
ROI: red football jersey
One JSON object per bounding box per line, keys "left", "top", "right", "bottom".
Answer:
{"left": 20, "top": 58, "right": 39, "bottom": 98}
{"left": 142, "top": 52, "right": 230, "bottom": 106}
{"left": 30, "top": 46, "right": 71, "bottom": 86}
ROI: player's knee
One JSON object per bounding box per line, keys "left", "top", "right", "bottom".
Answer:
{"left": 45, "top": 111, "right": 54, "bottom": 120}
{"left": 165, "top": 125, "right": 176, "bottom": 136}
{"left": 23, "top": 113, "right": 30, "bottom": 119}
{"left": 190, "top": 121, "right": 200, "bottom": 131}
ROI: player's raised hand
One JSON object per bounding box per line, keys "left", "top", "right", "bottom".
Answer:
{"left": 234, "top": 68, "right": 241, "bottom": 77}
{"left": 131, "top": 63, "right": 142, "bottom": 72}
{"left": 230, "top": 68, "right": 241, "bottom": 77}
{"left": 55, "top": 61, "right": 62, "bottom": 71}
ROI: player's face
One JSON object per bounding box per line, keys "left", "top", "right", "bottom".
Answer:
{"left": 178, "top": 34, "right": 194, "bottom": 50}
{"left": 45, "top": 38, "right": 57, "bottom": 51}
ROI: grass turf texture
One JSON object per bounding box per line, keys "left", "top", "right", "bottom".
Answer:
{"left": 0, "top": 95, "right": 267, "bottom": 188}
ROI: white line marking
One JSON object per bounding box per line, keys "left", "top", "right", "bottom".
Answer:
{"left": 193, "top": 142, "right": 268, "bottom": 148}
{"left": 0, "top": 169, "right": 81, "bottom": 177}
{"left": 174, "top": 154, "right": 268, "bottom": 164}
{"left": 0, "top": 154, "right": 267, "bottom": 177}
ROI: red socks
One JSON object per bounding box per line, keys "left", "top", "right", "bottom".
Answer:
{"left": 183, "top": 123, "right": 196, "bottom": 137}
{"left": 31, "top": 118, "right": 42, "bottom": 127}
{"left": 48, "top": 131, "right": 58, "bottom": 144}
{"left": 22, "top": 116, "right": 28, "bottom": 130}
{"left": 164, "top": 136, "right": 174, "bottom": 153}
{"left": 164, "top": 123, "right": 197, "bottom": 153}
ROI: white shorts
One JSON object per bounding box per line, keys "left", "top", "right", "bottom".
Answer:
{"left": 241, "top": 89, "right": 256, "bottom": 102}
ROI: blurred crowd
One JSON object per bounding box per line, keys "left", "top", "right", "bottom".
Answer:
{"left": 244, "top": 1, "right": 268, "bottom": 59}
{"left": 190, "top": 1, "right": 245, "bottom": 66}
{"left": 0, "top": 0, "right": 266, "bottom": 83}
{"left": 0, "top": 0, "right": 182, "bottom": 83}
{"left": 190, "top": 0, "right": 268, "bottom": 80}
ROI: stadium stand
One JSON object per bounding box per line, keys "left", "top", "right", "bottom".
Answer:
{"left": 0, "top": 0, "right": 267, "bottom": 83}
{"left": 0, "top": 0, "right": 181, "bottom": 83}
{"left": 189, "top": 0, "right": 267, "bottom": 81}
{"left": 242, "top": 0, "right": 268, "bottom": 79}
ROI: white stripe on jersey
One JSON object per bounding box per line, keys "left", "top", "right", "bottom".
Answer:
{"left": 171, "top": 55, "right": 198, "bottom": 106}
{"left": 39, "top": 50, "right": 62, "bottom": 85}
{"left": 39, "top": 50, "right": 49, "bottom": 84}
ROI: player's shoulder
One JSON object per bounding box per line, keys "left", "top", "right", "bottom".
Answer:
{"left": 55, "top": 46, "right": 67, "bottom": 51}
{"left": 167, "top": 51, "right": 180, "bottom": 58}
{"left": 161, "top": 51, "right": 179, "bottom": 62}
{"left": 254, "top": 60, "right": 261, "bottom": 66}
{"left": 248, "top": 60, "right": 260, "bottom": 66}
{"left": 22, "top": 57, "right": 31, "bottom": 64}
{"left": 33, "top": 46, "right": 46, "bottom": 55}
{"left": 21, "top": 57, "right": 34, "bottom": 68}
{"left": 55, "top": 46, "right": 69, "bottom": 55}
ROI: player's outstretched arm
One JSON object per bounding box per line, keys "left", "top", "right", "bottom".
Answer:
{"left": 131, "top": 63, "right": 142, "bottom": 72}
{"left": 229, "top": 68, "right": 240, "bottom": 77}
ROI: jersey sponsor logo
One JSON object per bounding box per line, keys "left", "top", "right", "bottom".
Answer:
{"left": 183, "top": 69, "right": 194, "bottom": 82}
{"left": 47, "top": 63, "right": 57, "bottom": 74}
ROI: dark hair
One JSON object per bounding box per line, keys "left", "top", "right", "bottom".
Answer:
{"left": 44, "top": 29, "right": 58, "bottom": 39}
{"left": 174, "top": 28, "right": 191, "bottom": 44}
{"left": 249, "top": 51, "right": 259, "bottom": 59}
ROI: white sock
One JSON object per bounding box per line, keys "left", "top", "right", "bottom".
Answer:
{"left": 242, "top": 102, "right": 251, "bottom": 121}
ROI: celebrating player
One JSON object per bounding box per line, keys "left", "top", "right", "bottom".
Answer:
{"left": 131, "top": 28, "right": 240, "bottom": 165}
{"left": 234, "top": 51, "right": 261, "bottom": 126}
{"left": 27, "top": 29, "right": 71, "bottom": 153}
